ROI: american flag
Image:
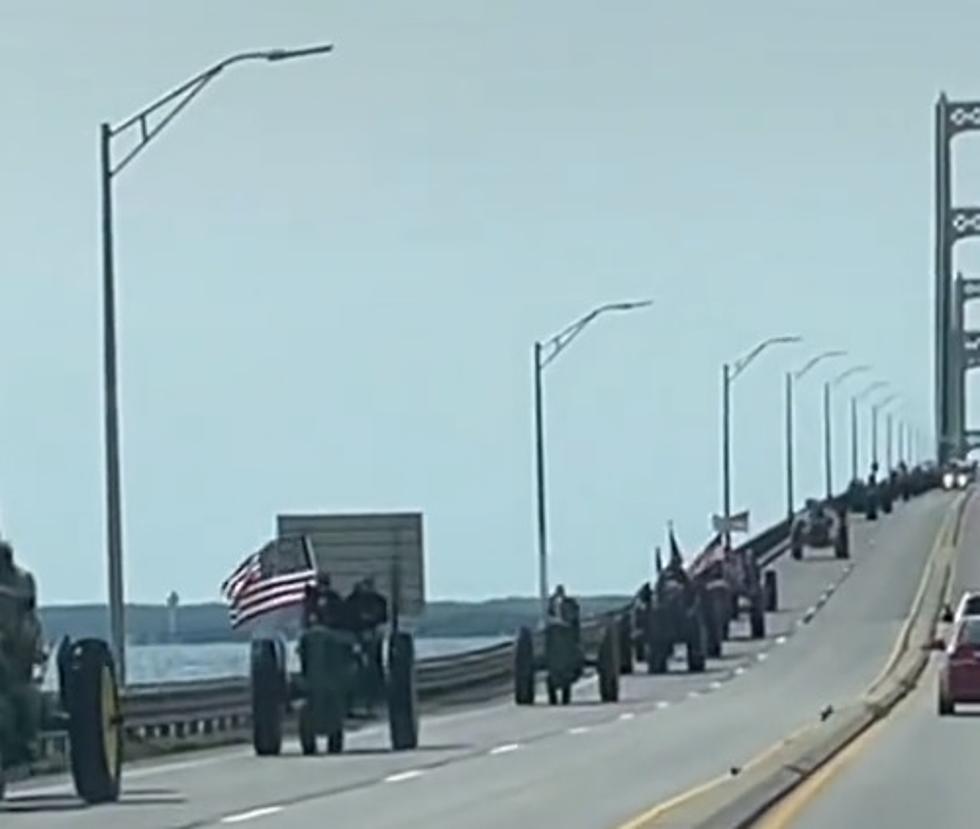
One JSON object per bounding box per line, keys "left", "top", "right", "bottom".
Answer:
{"left": 220, "top": 536, "right": 318, "bottom": 629}
{"left": 687, "top": 531, "right": 725, "bottom": 578}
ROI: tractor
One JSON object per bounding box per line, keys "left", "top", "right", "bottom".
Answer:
{"left": 635, "top": 570, "right": 707, "bottom": 674}
{"left": 250, "top": 623, "right": 416, "bottom": 756}
{"left": 791, "top": 498, "right": 849, "bottom": 560}
{"left": 514, "top": 598, "right": 620, "bottom": 706}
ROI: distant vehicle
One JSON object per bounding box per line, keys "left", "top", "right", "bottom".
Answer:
{"left": 790, "top": 499, "right": 849, "bottom": 560}
{"left": 942, "top": 460, "right": 974, "bottom": 490}
{"left": 938, "top": 616, "right": 980, "bottom": 715}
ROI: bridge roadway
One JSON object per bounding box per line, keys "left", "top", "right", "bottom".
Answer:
{"left": 754, "top": 489, "right": 980, "bottom": 829}
{"left": 3, "top": 491, "right": 955, "bottom": 828}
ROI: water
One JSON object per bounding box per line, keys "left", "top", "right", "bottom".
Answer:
{"left": 44, "top": 637, "right": 507, "bottom": 688}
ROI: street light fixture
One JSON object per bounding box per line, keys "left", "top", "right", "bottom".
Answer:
{"left": 784, "top": 350, "right": 846, "bottom": 516}
{"left": 99, "top": 43, "right": 333, "bottom": 684}
{"left": 721, "top": 334, "right": 802, "bottom": 548}
{"left": 533, "top": 299, "right": 653, "bottom": 619}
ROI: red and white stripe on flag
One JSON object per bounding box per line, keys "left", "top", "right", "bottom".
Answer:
{"left": 220, "top": 539, "right": 317, "bottom": 629}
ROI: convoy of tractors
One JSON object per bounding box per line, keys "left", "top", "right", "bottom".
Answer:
{"left": 0, "top": 459, "right": 953, "bottom": 806}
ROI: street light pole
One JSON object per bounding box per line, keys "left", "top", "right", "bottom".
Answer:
{"left": 850, "top": 396, "right": 859, "bottom": 481}
{"left": 823, "top": 382, "right": 832, "bottom": 498}
{"left": 721, "top": 334, "right": 801, "bottom": 547}
{"left": 784, "top": 350, "right": 845, "bottom": 517}
{"left": 886, "top": 413, "right": 894, "bottom": 470}
{"left": 784, "top": 372, "right": 794, "bottom": 517}
{"left": 532, "top": 342, "right": 548, "bottom": 617}
{"left": 99, "top": 123, "right": 125, "bottom": 685}
{"left": 532, "top": 300, "right": 652, "bottom": 620}
{"left": 99, "top": 43, "right": 333, "bottom": 684}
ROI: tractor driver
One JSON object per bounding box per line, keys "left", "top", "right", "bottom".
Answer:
{"left": 548, "top": 585, "right": 581, "bottom": 639}
{"left": 0, "top": 539, "right": 43, "bottom": 760}
{"left": 345, "top": 578, "right": 389, "bottom": 714}
{"left": 0, "top": 540, "right": 42, "bottom": 680}
{"left": 346, "top": 577, "right": 389, "bottom": 635}
{"left": 303, "top": 572, "right": 347, "bottom": 630}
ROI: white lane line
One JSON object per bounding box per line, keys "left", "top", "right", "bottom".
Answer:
{"left": 827, "top": 582, "right": 837, "bottom": 592}
{"left": 775, "top": 635, "right": 787, "bottom": 645}
{"left": 796, "top": 618, "right": 806, "bottom": 627}
{"left": 656, "top": 700, "right": 670, "bottom": 710}
{"left": 757, "top": 652, "right": 768, "bottom": 662}
{"left": 734, "top": 666, "right": 747, "bottom": 675}
{"left": 709, "top": 681, "right": 723, "bottom": 691}
{"left": 489, "top": 743, "right": 520, "bottom": 755}
{"left": 385, "top": 770, "right": 424, "bottom": 783}
{"left": 568, "top": 726, "right": 590, "bottom": 735}
{"left": 687, "top": 690, "right": 701, "bottom": 699}
{"left": 221, "top": 806, "right": 284, "bottom": 824}
{"left": 619, "top": 712, "right": 636, "bottom": 721}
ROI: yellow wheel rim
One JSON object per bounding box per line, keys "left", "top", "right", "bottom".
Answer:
{"left": 101, "top": 663, "right": 120, "bottom": 777}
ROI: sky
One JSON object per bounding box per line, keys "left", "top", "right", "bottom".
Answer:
{"left": 1, "top": 1, "right": 978, "bottom": 606}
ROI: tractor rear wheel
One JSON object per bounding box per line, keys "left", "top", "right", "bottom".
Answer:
{"left": 514, "top": 627, "right": 536, "bottom": 705}
{"left": 387, "top": 632, "right": 419, "bottom": 751}
{"left": 66, "top": 639, "right": 122, "bottom": 804}
{"left": 250, "top": 639, "right": 285, "bottom": 757}
{"left": 598, "top": 622, "right": 620, "bottom": 703}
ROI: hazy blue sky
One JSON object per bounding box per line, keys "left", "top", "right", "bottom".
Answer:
{"left": 1, "top": 1, "right": 976, "bottom": 605}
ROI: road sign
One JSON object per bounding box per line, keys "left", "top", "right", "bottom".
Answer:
{"left": 276, "top": 511, "right": 426, "bottom": 616}
{"left": 712, "top": 510, "right": 750, "bottom": 535}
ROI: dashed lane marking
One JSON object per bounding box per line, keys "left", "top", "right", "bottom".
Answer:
{"left": 776, "top": 635, "right": 787, "bottom": 645}
{"left": 757, "top": 652, "right": 768, "bottom": 662}
{"left": 619, "top": 712, "right": 636, "bottom": 721}
{"left": 734, "top": 666, "right": 747, "bottom": 675}
{"left": 656, "top": 700, "right": 670, "bottom": 710}
{"left": 708, "top": 681, "right": 723, "bottom": 691}
{"left": 489, "top": 743, "right": 520, "bottom": 755}
{"left": 385, "top": 770, "right": 424, "bottom": 783}
{"left": 568, "top": 726, "right": 590, "bottom": 735}
{"left": 221, "top": 806, "right": 284, "bottom": 824}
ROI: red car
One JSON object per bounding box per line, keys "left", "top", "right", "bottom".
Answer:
{"left": 938, "top": 616, "right": 980, "bottom": 714}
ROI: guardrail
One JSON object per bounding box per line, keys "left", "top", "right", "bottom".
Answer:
{"left": 33, "top": 479, "right": 934, "bottom": 763}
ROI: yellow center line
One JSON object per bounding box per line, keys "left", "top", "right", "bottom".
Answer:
{"left": 615, "top": 721, "right": 818, "bottom": 829}
{"left": 756, "top": 663, "right": 931, "bottom": 829}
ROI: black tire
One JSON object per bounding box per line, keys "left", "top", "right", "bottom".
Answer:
{"left": 835, "top": 527, "right": 850, "bottom": 559}
{"left": 686, "top": 620, "right": 706, "bottom": 673}
{"left": 299, "top": 702, "right": 317, "bottom": 756}
{"left": 514, "top": 626, "right": 536, "bottom": 705}
{"left": 327, "top": 729, "right": 344, "bottom": 754}
{"left": 764, "top": 570, "right": 778, "bottom": 612}
{"left": 938, "top": 686, "right": 954, "bottom": 716}
{"left": 646, "top": 613, "right": 669, "bottom": 674}
{"left": 0, "top": 746, "right": 6, "bottom": 802}
{"left": 749, "top": 598, "right": 766, "bottom": 639}
{"left": 598, "top": 623, "right": 620, "bottom": 703}
{"left": 250, "top": 638, "right": 285, "bottom": 757}
{"left": 387, "top": 632, "right": 419, "bottom": 751}
{"left": 65, "top": 639, "right": 122, "bottom": 804}
{"left": 547, "top": 680, "right": 559, "bottom": 705}
{"left": 561, "top": 684, "right": 571, "bottom": 705}
{"left": 791, "top": 542, "right": 803, "bottom": 561}
{"left": 618, "top": 614, "right": 633, "bottom": 675}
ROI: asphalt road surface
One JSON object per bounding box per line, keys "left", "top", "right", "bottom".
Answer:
{"left": 4, "top": 491, "right": 955, "bottom": 829}
{"left": 759, "top": 489, "right": 980, "bottom": 829}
